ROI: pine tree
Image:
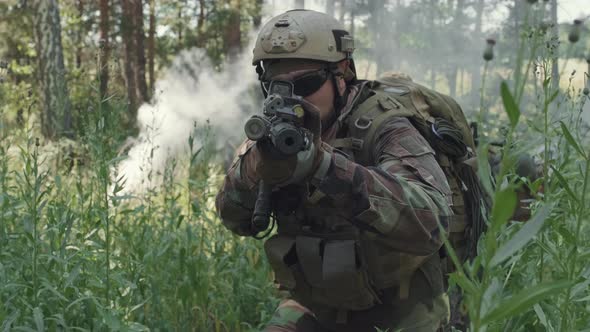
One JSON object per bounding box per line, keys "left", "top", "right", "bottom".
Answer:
{"left": 32, "top": 0, "right": 72, "bottom": 137}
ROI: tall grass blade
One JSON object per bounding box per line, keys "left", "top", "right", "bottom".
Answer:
{"left": 501, "top": 81, "right": 520, "bottom": 128}
{"left": 560, "top": 121, "right": 586, "bottom": 160}
{"left": 1, "top": 310, "right": 19, "bottom": 332}
{"left": 550, "top": 165, "right": 579, "bottom": 205}
{"left": 491, "top": 188, "right": 517, "bottom": 231}
{"left": 490, "top": 203, "right": 553, "bottom": 267}
{"left": 533, "top": 304, "right": 554, "bottom": 332}
{"left": 32, "top": 307, "right": 43, "bottom": 332}
{"left": 481, "top": 280, "right": 572, "bottom": 324}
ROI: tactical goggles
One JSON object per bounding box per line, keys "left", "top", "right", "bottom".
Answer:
{"left": 262, "top": 68, "right": 330, "bottom": 97}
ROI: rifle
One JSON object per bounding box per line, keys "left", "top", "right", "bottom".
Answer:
{"left": 244, "top": 81, "right": 314, "bottom": 236}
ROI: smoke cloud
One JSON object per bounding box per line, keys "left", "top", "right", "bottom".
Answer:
{"left": 115, "top": 3, "right": 326, "bottom": 193}
{"left": 115, "top": 2, "right": 590, "bottom": 193}
{"left": 116, "top": 46, "right": 259, "bottom": 193}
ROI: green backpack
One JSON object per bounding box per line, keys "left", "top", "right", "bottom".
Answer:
{"left": 334, "top": 73, "right": 489, "bottom": 271}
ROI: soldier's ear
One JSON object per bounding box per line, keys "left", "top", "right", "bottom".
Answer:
{"left": 336, "top": 75, "right": 347, "bottom": 97}
{"left": 335, "top": 60, "right": 350, "bottom": 96}
{"left": 337, "top": 60, "right": 350, "bottom": 75}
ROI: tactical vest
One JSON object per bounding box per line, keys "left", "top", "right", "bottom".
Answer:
{"left": 263, "top": 75, "right": 486, "bottom": 324}
{"left": 332, "top": 75, "right": 487, "bottom": 272}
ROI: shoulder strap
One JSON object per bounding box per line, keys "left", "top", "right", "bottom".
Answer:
{"left": 343, "top": 87, "right": 415, "bottom": 166}
{"left": 377, "top": 77, "right": 475, "bottom": 151}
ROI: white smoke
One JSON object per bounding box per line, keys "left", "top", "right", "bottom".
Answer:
{"left": 114, "top": 2, "right": 349, "bottom": 193}
{"left": 116, "top": 47, "right": 259, "bottom": 193}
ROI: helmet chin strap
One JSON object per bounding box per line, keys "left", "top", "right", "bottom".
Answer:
{"left": 256, "top": 62, "right": 269, "bottom": 98}
{"left": 326, "top": 63, "right": 349, "bottom": 124}
{"left": 322, "top": 63, "right": 349, "bottom": 133}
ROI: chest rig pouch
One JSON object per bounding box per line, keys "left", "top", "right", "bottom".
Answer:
{"left": 264, "top": 76, "right": 483, "bottom": 323}
{"left": 265, "top": 222, "right": 380, "bottom": 312}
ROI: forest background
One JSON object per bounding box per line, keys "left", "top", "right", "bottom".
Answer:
{"left": 0, "top": 0, "right": 589, "bottom": 331}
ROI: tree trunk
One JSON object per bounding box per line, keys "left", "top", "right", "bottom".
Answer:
{"left": 447, "top": 68, "right": 457, "bottom": 97}
{"left": 349, "top": 6, "right": 355, "bottom": 37}
{"left": 430, "top": 69, "right": 436, "bottom": 90}
{"left": 346, "top": 0, "right": 357, "bottom": 36}
{"left": 369, "top": 0, "right": 386, "bottom": 75}
{"left": 76, "top": 0, "right": 84, "bottom": 68}
{"left": 390, "top": 0, "right": 403, "bottom": 70}
{"left": 121, "top": 0, "right": 148, "bottom": 117}
{"left": 148, "top": 0, "right": 155, "bottom": 94}
{"left": 225, "top": 0, "right": 241, "bottom": 62}
{"left": 197, "top": 0, "right": 206, "bottom": 47}
{"left": 134, "top": 0, "right": 148, "bottom": 102}
{"left": 471, "top": 0, "right": 484, "bottom": 105}
{"left": 99, "top": 0, "right": 110, "bottom": 99}
{"left": 177, "top": 1, "right": 183, "bottom": 49}
{"left": 121, "top": 0, "right": 138, "bottom": 113}
{"left": 514, "top": 0, "right": 521, "bottom": 43}
{"left": 459, "top": 68, "right": 464, "bottom": 96}
{"left": 32, "top": 0, "right": 72, "bottom": 138}
{"left": 448, "top": 0, "right": 464, "bottom": 98}
{"left": 473, "top": 0, "right": 484, "bottom": 41}
{"left": 252, "top": 0, "right": 263, "bottom": 28}
{"left": 428, "top": 0, "right": 436, "bottom": 89}
{"left": 550, "top": 0, "right": 559, "bottom": 90}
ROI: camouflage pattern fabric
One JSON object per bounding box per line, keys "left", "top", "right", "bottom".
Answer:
{"left": 263, "top": 295, "right": 449, "bottom": 332}
{"left": 216, "top": 118, "right": 453, "bottom": 254}
{"left": 263, "top": 299, "right": 322, "bottom": 332}
{"left": 215, "top": 81, "right": 454, "bottom": 330}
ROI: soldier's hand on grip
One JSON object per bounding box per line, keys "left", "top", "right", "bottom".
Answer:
{"left": 246, "top": 99, "right": 328, "bottom": 188}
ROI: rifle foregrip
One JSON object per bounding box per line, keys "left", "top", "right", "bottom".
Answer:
{"left": 245, "top": 116, "right": 268, "bottom": 141}
{"left": 252, "top": 181, "right": 272, "bottom": 233}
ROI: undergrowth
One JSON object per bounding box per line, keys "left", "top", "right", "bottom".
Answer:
{"left": 443, "top": 6, "right": 590, "bottom": 331}
{"left": 0, "top": 2, "right": 589, "bottom": 331}
{"left": 0, "top": 96, "right": 278, "bottom": 331}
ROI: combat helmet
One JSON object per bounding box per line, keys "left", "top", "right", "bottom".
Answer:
{"left": 252, "top": 9, "right": 357, "bottom": 107}
{"left": 252, "top": 9, "right": 355, "bottom": 65}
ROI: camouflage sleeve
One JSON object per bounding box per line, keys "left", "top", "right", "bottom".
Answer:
{"left": 215, "top": 140, "right": 259, "bottom": 236}
{"left": 313, "top": 117, "right": 453, "bottom": 255}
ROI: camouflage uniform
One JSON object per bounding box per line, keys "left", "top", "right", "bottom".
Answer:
{"left": 216, "top": 81, "right": 454, "bottom": 331}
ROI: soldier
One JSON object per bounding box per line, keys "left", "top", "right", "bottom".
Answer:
{"left": 216, "top": 10, "right": 455, "bottom": 332}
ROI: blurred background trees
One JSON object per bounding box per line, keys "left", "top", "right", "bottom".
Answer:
{"left": 0, "top": 0, "right": 588, "bottom": 138}
{"left": 0, "top": 0, "right": 270, "bottom": 137}
{"left": 0, "top": 1, "right": 589, "bottom": 330}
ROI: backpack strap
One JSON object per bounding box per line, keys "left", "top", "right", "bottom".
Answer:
{"left": 331, "top": 137, "right": 364, "bottom": 151}
{"left": 343, "top": 89, "right": 414, "bottom": 166}
{"left": 376, "top": 78, "right": 434, "bottom": 124}
{"left": 377, "top": 76, "right": 475, "bottom": 151}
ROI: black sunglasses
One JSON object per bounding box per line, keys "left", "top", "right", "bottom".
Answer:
{"left": 263, "top": 68, "right": 330, "bottom": 97}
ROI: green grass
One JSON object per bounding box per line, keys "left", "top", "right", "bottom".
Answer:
{"left": 1, "top": 6, "right": 589, "bottom": 331}
{"left": 442, "top": 11, "right": 590, "bottom": 332}
{"left": 0, "top": 101, "right": 278, "bottom": 331}
{"left": 3, "top": 79, "right": 588, "bottom": 331}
